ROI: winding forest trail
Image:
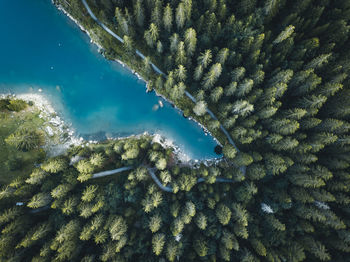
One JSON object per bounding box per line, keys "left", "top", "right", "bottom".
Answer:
{"left": 79, "top": 0, "right": 246, "bottom": 181}
{"left": 91, "top": 166, "right": 234, "bottom": 193}
{"left": 80, "top": 0, "right": 243, "bottom": 157}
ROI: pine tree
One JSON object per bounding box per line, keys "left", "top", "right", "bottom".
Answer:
{"left": 169, "top": 33, "right": 179, "bottom": 53}
{"left": 76, "top": 159, "right": 94, "bottom": 174}
{"left": 176, "top": 2, "right": 186, "bottom": 29}
{"left": 305, "top": 53, "right": 332, "bottom": 70}
{"left": 194, "top": 64, "right": 203, "bottom": 81}
{"left": 5, "top": 128, "right": 44, "bottom": 151}
{"left": 202, "top": 63, "right": 222, "bottom": 89}
{"left": 193, "top": 236, "right": 208, "bottom": 257}
{"left": 246, "top": 163, "right": 266, "bottom": 180}
{"left": 265, "top": 214, "right": 286, "bottom": 231}
{"left": 90, "top": 153, "right": 105, "bottom": 167}
{"left": 62, "top": 196, "right": 79, "bottom": 215}
{"left": 27, "top": 193, "right": 51, "bottom": 209}
{"left": 94, "top": 230, "right": 108, "bottom": 244}
{"left": 210, "top": 86, "right": 223, "bottom": 102}
{"left": 233, "top": 152, "right": 254, "bottom": 167}
{"left": 115, "top": 8, "right": 129, "bottom": 36}
{"left": 156, "top": 157, "right": 167, "bottom": 170}
{"left": 109, "top": 216, "right": 127, "bottom": 241}
{"left": 41, "top": 157, "right": 67, "bottom": 173}
{"left": 216, "top": 204, "right": 231, "bottom": 225}
{"left": 0, "top": 207, "right": 21, "bottom": 225}
{"left": 198, "top": 50, "right": 212, "bottom": 68}
{"left": 171, "top": 217, "right": 184, "bottom": 236}
{"left": 232, "top": 100, "right": 254, "bottom": 117}
{"left": 222, "top": 144, "right": 237, "bottom": 159}
{"left": 175, "top": 41, "right": 187, "bottom": 65}
{"left": 273, "top": 25, "right": 295, "bottom": 44}
{"left": 166, "top": 240, "right": 178, "bottom": 261}
{"left": 216, "top": 48, "right": 229, "bottom": 64}
{"left": 184, "top": 28, "right": 197, "bottom": 56}
{"left": 175, "top": 65, "right": 187, "bottom": 81}
{"left": 25, "top": 168, "right": 46, "bottom": 185}
{"left": 149, "top": 213, "right": 162, "bottom": 233}
{"left": 163, "top": 4, "right": 173, "bottom": 32}
{"left": 51, "top": 184, "right": 71, "bottom": 199}
{"left": 195, "top": 212, "right": 207, "bottom": 230}
{"left": 152, "top": 233, "right": 165, "bottom": 255}
{"left": 232, "top": 203, "right": 248, "bottom": 226}
{"left": 81, "top": 185, "right": 98, "bottom": 202}
{"left": 221, "top": 229, "right": 239, "bottom": 250}
{"left": 144, "top": 23, "right": 159, "bottom": 47}
{"left": 151, "top": 0, "right": 162, "bottom": 28}
{"left": 302, "top": 237, "right": 331, "bottom": 261}
{"left": 134, "top": 0, "right": 144, "bottom": 28}
{"left": 193, "top": 100, "right": 207, "bottom": 116}
{"left": 236, "top": 78, "right": 254, "bottom": 97}
{"left": 225, "top": 82, "right": 238, "bottom": 96}
{"left": 251, "top": 239, "right": 267, "bottom": 257}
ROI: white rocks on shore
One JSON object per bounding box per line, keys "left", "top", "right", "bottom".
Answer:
{"left": 2, "top": 92, "right": 83, "bottom": 156}
{"left": 46, "top": 126, "right": 54, "bottom": 137}
{"left": 2, "top": 2, "right": 223, "bottom": 165}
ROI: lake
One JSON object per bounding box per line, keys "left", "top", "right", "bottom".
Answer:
{"left": 0, "top": 0, "right": 219, "bottom": 160}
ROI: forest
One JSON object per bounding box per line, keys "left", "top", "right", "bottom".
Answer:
{"left": 1, "top": 0, "right": 350, "bottom": 261}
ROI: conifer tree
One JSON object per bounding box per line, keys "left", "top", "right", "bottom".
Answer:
{"left": 152, "top": 233, "right": 165, "bottom": 255}
{"left": 273, "top": 25, "right": 295, "bottom": 44}
{"left": 144, "top": 23, "right": 159, "bottom": 47}
{"left": 163, "top": 4, "right": 173, "bottom": 32}
{"left": 133, "top": 0, "right": 145, "bottom": 28}
{"left": 184, "top": 28, "right": 197, "bottom": 56}
{"left": 216, "top": 203, "right": 231, "bottom": 225}
{"left": 176, "top": 2, "right": 186, "bottom": 29}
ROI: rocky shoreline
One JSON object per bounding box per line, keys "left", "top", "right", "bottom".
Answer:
{"left": 0, "top": 1, "right": 222, "bottom": 165}
{"left": 1, "top": 91, "right": 221, "bottom": 165}
{"left": 1, "top": 93, "right": 83, "bottom": 156}
{"left": 54, "top": 1, "right": 222, "bottom": 150}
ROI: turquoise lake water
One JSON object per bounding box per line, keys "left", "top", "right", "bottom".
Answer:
{"left": 0, "top": 0, "right": 219, "bottom": 159}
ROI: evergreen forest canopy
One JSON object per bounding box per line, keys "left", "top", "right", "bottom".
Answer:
{"left": 1, "top": 0, "right": 350, "bottom": 261}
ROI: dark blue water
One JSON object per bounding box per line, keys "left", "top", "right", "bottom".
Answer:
{"left": 0, "top": 0, "right": 219, "bottom": 159}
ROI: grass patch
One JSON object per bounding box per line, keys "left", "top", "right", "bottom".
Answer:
{"left": 0, "top": 103, "right": 46, "bottom": 185}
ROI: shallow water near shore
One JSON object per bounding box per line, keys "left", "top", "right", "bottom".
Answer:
{"left": 0, "top": 0, "right": 219, "bottom": 159}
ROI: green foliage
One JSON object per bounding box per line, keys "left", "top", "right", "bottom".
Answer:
{"left": 6, "top": 99, "right": 28, "bottom": 112}
{"left": 26, "top": 168, "right": 47, "bottom": 185}
{"left": 81, "top": 185, "right": 98, "bottom": 202}
{"left": 193, "top": 236, "right": 208, "bottom": 257}
{"left": 41, "top": 157, "right": 68, "bottom": 173}
{"left": 109, "top": 216, "right": 127, "bottom": 241}
{"left": 76, "top": 159, "right": 94, "bottom": 174}
{"left": 273, "top": 25, "right": 295, "bottom": 44}
{"left": 149, "top": 213, "right": 162, "bottom": 233}
{"left": 27, "top": 193, "right": 51, "bottom": 209}
{"left": 152, "top": 233, "right": 165, "bottom": 255}
{"left": 2, "top": 0, "right": 350, "bottom": 260}
{"left": 195, "top": 212, "right": 207, "bottom": 230}
{"left": 216, "top": 203, "right": 231, "bottom": 225}
{"left": 5, "top": 127, "right": 44, "bottom": 151}
{"left": 193, "top": 100, "right": 207, "bottom": 116}
{"left": 90, "top": 153, "right": 105, "bottom": 167}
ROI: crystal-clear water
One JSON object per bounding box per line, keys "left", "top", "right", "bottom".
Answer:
{"left": 0, "top": 0, "right": 219, "bottom": 159}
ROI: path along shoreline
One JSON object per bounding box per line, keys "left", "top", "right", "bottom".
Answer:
{"left": 79, "top": 0, "right": 246, "bottom": 174}
{"left": 51, "top": 0, "right": 224, "bottom": 162}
